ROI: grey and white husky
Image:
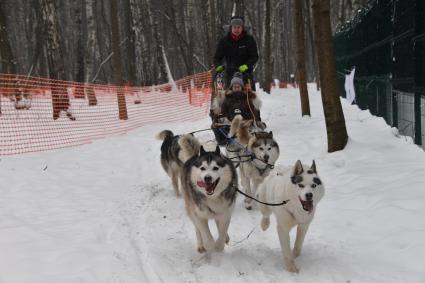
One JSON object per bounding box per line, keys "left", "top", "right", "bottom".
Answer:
{"left": 258, "top": 160, "right": 325, "bottom": 273}
{"left": 227, "top": 115, "right": 280, "bottom": 209}
{"left": 156, "top": 130, "right": 200, "bottom": 196}
{"left": 179, "top": 137, "right": 238, "bottom": 253}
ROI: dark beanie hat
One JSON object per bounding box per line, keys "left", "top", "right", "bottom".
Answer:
{"left": 230, "top": 16, "right": 244, "bottom": 26}
{"left": 230, "top": 76, "right": 244, "bottom": 88}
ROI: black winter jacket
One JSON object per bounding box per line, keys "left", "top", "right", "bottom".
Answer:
{"left": 220, "top": 90, "right": 261, "bottom": 122}
{"left": 214, "top": 31, "right": 259, "bottom": 76}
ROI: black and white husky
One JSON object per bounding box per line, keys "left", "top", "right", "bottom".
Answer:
{"left": 258, "top": 160, "right": 325, "bottom": 273}
{"left": 156, "top": 130, "right": 200, "bottom": 196}
{"left": 227, "top": 115, "right": 280, "bottom": 209}
{"left": 179, "top": 136, "right": 238, "bottom": 253}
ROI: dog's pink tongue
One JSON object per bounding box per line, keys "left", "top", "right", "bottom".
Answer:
{"left": 303, "top": 201, "right": 313, "bottom": 212}
{"left": 197, "top": 181, "right": 215, "bottom": 194}
{"left": 205, "top": 183, "right": 215, "bottom": 193}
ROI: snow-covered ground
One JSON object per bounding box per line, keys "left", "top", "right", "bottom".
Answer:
{"left": 0, "top": 86, "right": 424, "bottom": 283}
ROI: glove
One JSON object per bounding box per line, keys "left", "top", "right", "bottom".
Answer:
{"left": 215, "top": 65, "right": 224, "bottom": 73}
{"left": 239, "top": 64, "right": 249, "bottom": 73}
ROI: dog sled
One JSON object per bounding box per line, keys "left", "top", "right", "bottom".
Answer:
{"left": 209, "top": 71, "right": 265, "bottom": 145}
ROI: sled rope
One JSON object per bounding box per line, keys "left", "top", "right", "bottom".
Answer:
{"left": 235, "top": 187, "right": 290, "bottom": 206}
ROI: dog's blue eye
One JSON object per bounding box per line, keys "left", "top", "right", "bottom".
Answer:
{"left": 298, "top": 184, "right": 305, "bottom": 188}
{"left": 213, "top": 166, "right": 219, "bottom": 171}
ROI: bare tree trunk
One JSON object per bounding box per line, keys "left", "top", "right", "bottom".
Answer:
{"left": 185, "top": 0, "right": 195, "bottom": 75}
{"left": 146, "top": 0, "right": 167, "bottom": 83}
{"left": 306, "top": 0, "right": 320, "bottom": 90}
{"left": 0, "top": 2, "right": 16, "bottom": 74}
{"left": 233, "top": 0, "right": 244, "bottom": 17}
{"left": 263, "top": 0, "right": 272, "bottom": 93}
{"left": 110, "top": 0, "right": 127, "bottom": 120}
{"left": 73, "top": 1, "right": 85, "bottom": 99}
{"left": 39, "top": 0, "right": 74, "bottom": 120}
{"left": 208, "top": 0, "right": 217, "bottom": 64}
{"left": 312, "top": 0, "right": 348, "bottom": 152}
{"left": 124, "top": 0, "right": 136, "bottom": 86}
{"left": 129, "top": 0, "right": 147, "bottom": 85}
{"left": 295, "top": 0, "right": 310, "bottom": 116}
{"left": 84, "top": 0, "right": 97, "bottom": 106}
{"left": 0, "top": 1, "right": 16, "bottom": 111}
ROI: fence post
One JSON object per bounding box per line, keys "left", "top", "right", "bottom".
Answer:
{"left": 414, "top": 0, "right": 424, "bottom": 145}
{"left": 117, "top": 86, "right": 128, "bottom": 120}
{"left": 188, "top": 77, "right": 192, "bottom": 105}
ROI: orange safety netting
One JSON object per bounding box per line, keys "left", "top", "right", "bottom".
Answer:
{"left": 0, "top": 72, "right": 212, "bottom": 155}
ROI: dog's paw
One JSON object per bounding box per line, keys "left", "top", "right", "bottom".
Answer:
{"left": 244, "top": 200, "right": 253, "bottom": 210}
{"left": 204, "top": 239, "right": 215, "bottom": 251}
{"left": 261, "top": 217, "right": 270, "bottom": 231}
{"left": 215, "top": 240, "right": 225, "bottom": 251}
{"left": 285, "top": 261, "right": 299, "bottom": 273}
{"left": 292, "top": 248, "right": 301, "bottom": 258}
{"left": 197, "top": 246, "right": 207, "bottom": 253}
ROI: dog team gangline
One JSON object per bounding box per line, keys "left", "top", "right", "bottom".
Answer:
{"left": 188, "top": 127, "right": 290, "bottom": 207}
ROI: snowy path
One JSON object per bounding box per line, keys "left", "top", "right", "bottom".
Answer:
{"left": 0, "top": 87, "right": 424, "bottom": 282}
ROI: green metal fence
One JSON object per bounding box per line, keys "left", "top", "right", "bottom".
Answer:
{"left": 335, "top": 0, "right": 425, "bottom": 148}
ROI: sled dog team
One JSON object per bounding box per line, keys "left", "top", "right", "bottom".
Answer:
{"left": 156, "top": 116, "right": 325, "bottom": 273}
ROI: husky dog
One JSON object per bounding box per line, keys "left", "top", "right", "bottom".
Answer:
{"left": 156, "top": 130, "right": 201, "bottom": 196}
{"left": 258, "top": 160, "right": 325, "bottom": 273}
{"left": 180, "top": 139, "right": 238, "bottom": 253}
{"left": 210, "top": 72, "right": 227, "bottom": 117}
{"left": 227, "top": 115, "right": 280, "bottom": 209}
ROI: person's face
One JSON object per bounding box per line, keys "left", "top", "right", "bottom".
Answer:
{"left": 231, "top": 25, "right": 243, "bottom": 36}
{"left": 232, "top": 84, "right": 242, "bottom": 92}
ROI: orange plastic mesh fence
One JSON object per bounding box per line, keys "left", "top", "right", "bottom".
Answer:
{"left": 0, "top": 72, "right": 212, "bottom": 155}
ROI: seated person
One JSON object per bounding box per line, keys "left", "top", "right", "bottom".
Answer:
{"left": 221, "top": 76, "right": 262, "bottom": 122}
{"left": 211, "top": 75, "right": 264, "bottom": 145}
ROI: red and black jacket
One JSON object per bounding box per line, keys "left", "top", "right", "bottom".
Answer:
{"left": 214, "top": 31, "right": 259, "bottom": 76}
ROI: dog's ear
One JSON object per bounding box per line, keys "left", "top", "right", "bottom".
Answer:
{"left": 292, "top": 160, "right": 304, "bottom": 176}
{"left": 310, "top": 160, "right": 317, "bottom": 174}
{"left": 215, "top": 145, "right": 221, "bottom": 155}
{"left": 268, "top": 131, "right": 273, "bottom": 138}
{"left": 200, "top": 146, "right": 206, "bottom": 156}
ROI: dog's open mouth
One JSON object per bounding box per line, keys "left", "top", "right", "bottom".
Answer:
{"left": 197, "top": 178, "right": 220, "bottom": 195}
{"left": 299, "top": 197, "right": 313, "bottom": 213}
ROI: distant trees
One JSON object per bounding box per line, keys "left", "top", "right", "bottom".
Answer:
{"left": 1, "top": 0, "right": 365, "bottom": 87}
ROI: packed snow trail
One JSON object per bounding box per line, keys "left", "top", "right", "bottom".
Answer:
{"left": 0, "top": 86, "right": 424, "bottom": 282}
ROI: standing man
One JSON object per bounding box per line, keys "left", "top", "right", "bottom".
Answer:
{"left": 214, "top": 16, "right": 259, "bottom": 91}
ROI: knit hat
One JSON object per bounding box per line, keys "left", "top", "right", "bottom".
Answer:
{"left": 230, "top": 16, "right": 244, "bottom": 27}
{"left": 230, "top": 76, "right": 244, "bottom": 88}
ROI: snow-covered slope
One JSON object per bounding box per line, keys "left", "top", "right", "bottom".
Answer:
{"left": 0, "top": 86, "right": 424, "bottom": 282}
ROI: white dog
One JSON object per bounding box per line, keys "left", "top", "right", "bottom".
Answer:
{"left": 258, "top": 160, "right": 325, "bottom": 273}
